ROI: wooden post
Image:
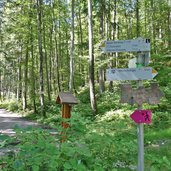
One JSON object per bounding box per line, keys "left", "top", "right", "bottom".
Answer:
{"left": 56, "top": 92, "right": 78, "bottom": 142}
{"left": 61, "top": 104, "right": 72, "bottom": 142}
{"left": 137, "top": 53, "right": 144, "bottom": 171}
{"left": 61, "top": 104, "right": 72, "bottom": 128}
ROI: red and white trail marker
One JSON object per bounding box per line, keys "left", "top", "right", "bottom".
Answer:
{"left": 130, "top": 110, "right": 152, "bottom": 124}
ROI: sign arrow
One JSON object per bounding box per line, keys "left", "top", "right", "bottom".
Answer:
{"left": 130, "top": 110, "right": 152, "bottom": 124}
{"left": 152, "top": 69, "right": 158, "bottom": 78}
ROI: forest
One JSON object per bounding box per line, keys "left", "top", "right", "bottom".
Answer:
{"left": 0, "top": 0, "right": 171, "bottom": 170}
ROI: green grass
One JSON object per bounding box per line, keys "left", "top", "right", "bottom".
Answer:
{"left": 145, "top": 128, "right": 171, "bottom": 141}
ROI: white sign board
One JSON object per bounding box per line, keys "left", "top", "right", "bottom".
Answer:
{"left": 101, "top": 38, "right": 150, "bottom": 53}
{"left": 106, "top": 67, "right": 157, "bottom": 81}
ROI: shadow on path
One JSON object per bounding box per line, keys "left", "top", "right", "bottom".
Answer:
{"left": 0, "top": 109, "right": 40, "bottom": 136}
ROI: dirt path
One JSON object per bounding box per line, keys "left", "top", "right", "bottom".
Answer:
{"left": 0, "top": 109, "right": 58, "bottom": 157}
{"left": 0, "top": 109, "right": 40, "bottom": 136}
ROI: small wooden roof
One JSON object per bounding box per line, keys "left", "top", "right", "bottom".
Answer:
{"left": 56, "top": 92, "right": 78, "bottom": 105}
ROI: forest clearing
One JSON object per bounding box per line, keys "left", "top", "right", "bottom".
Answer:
{"left": 0, "top": 0, "right": 171, "bottom": 170}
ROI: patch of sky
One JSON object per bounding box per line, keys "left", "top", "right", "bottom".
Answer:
{"left": 43, "top": 0, "right": 52, "bottom": 6}
{"left": 122, "top": 0, "right": 136, "bottom": 14}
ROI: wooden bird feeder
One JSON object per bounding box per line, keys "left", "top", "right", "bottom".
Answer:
{"left": 56, "top": 92, "right": 78, "bottom": 129}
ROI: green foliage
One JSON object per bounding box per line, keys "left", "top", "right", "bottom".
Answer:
{"left": 0, "top": 101, "right": 20, "bottom": 112}
{"left": 0, "top": 118, "right": 106, "bottom": 171}
{"left": 0, "top": 134, "right": 13, "bottom": 148}
{"left": 1, "top": 85, "right": 171, "bottom": 170}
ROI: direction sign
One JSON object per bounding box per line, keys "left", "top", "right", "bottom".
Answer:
{"left": 120, "top": 83, "right": 164, "bottom": 105}
{"left": 130, "top": 110, "right": 152, "bottom": 124}
{"left": 101, "top": 38, "right": 150, "bottom": 53}
{"left": 106, "top": 67, "right": 157, "bottom": 81}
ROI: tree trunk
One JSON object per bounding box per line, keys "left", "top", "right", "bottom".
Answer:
{"left": 31, "top": 41, "right": 37, "bottom": 113}
{"left": 136, "top": 0, "right": 140, "bottom": 37}
{"left": 88, "top": 0, "right": 97, "bottom": 114}
{"left": 30, "top": 25, "right": 37, "bottom": 112}
{"left": 28, "top": 0, "right": 37, "bottom": 113}
{"left": 43, "top": 15, "right": 51, "bottom": 101}
{"left": 98, "top": 68, "right": 105, "bottom": 94}
{"left": 22, "top": 47, "right": 28, "bottom": 110}
{"left": 49, "top": 27, "right": 53, "bottom": 93}
{"left": 144, "top": 0, "right": 147, "bottom": 36}
{"left": 109, "top": 0, "right": 117, "bottom": 91}
{"left": 151, "top": 0, "right": 156, "bottom": 53}
{"left": 78, "top": 4, "right": 85, "bottom": 86}
{"left": 17, "top": 46, "right": 22, "bottom": 101}
{"left": 98, "top": 0, "right": 105, "bottom": 94}
{"left": 52, "top": 3, "right": 61, "bottom": 92}
{"left": 69, "top": 0, "right": 75, "bottom": 92}
{"left": 54, "top": 32, "right": 61, "bottom": 92}
{"left": 0, "top": 70, "right": 1, "bottom": 101}
{"left": 37, "top": 0, "right": 46, "bottom": 117}
{"left": 168, "top": 7, "right": 171, "bottom": 47}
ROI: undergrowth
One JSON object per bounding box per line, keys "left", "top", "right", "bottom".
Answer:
{"left": 0, "top": 78, "right": 171, "bottom": 170}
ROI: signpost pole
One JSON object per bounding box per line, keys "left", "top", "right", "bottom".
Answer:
{"left": 137, "top": 53, "right": 144, "bottom": 171}
{"left": 137, "top": 123, "right": 144, "bottom": 171}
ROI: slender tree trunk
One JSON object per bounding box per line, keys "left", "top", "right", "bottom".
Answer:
{"left": 54, "top": 32, "right": 61, "bottom": 92}
{"left": 98, "top": 68, "right": 105, "bottom": 94}
{"left": 88, "top": 0, "right": 97, "bottom": 114}
{"left": 108, "top": 0, "right": 111, "bottom": 39}
{"left": 37, "top": 0, "right": 46, "bottom": 117}
{"left": 22, "top": 47, "right": 29, "bottom": 110}
{"left": 151, "top": 0, "right": 156, "bottom": 53}
{"left": 136, "top": 0, "right": 140, "bottom": 37}
{"left": 43, "top": 16, "right": 51, "bottom": 101}
{"left": 98, "top": 0, "right": 105, "bottom": 94}
{"left": 0, "top": 20, "right": 2, "bottom": 101}
{"left": 168, "top": 7, "right": 171, "bottom": 47}
{"left": 78, "top": 5, "right": 85, "bottom": 86}
{"left": 49, "top": 27, "right": 53, "bottom": 93}
{"left": 30, "top": 27, "right": 37, "bottom": 113}
{"left": 113, "top": 0, "right": 119, "bottom": 67}
{"left": 28, "top": 0, "right": 37, "bottom": 113}
{"left": 144, "top": 0, "right": 147, "bottom": 36}
{"left": 126, "top": 13, "right": 132, "bottom": 39}
{"left": 58, "top": 21, "right": 63, "bottom": 91}
{"left": 0, "top": 70, "right": 1, "bottom": 101}
{"left": 69, "top": 0, "right": 75, "bottom": 92}
{"left": 2, "top": 56, "right": 7, "bottom": 100}
{"left": 31, "top": 41, "right": 37, "bottom": 113}
{"left": 52, "top": 3, "right": 61, "bottom": 92}
{"left": 109, "top": 0, "right": 117, "bottom": 91}
{"left": 17, "top": 46, "right": 22, "bottom": 101}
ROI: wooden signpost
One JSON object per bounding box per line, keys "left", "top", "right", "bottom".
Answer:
{"left": 101, "top": 38, "right": 163, "bottom": 171}
{"left": 56, "top": 92, "right": 78, "bottom": 142}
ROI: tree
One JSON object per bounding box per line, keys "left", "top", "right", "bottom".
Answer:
{"left": 98, "top": 0, "right": 105, "bottom": 94}
{"left": 88, "top": 0, "right": 97, "bottom": 114}
{"left": 168, "top": 1, "right": 171, "bottom": 48}
{"left": 37, "top": 0, "right": 46, "bottom": 117}
{"left": 69, "top": 0, "right": 75, "bottom": 92}
{"left": 136, "top": 0, "right": 140, "bottom": 37}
